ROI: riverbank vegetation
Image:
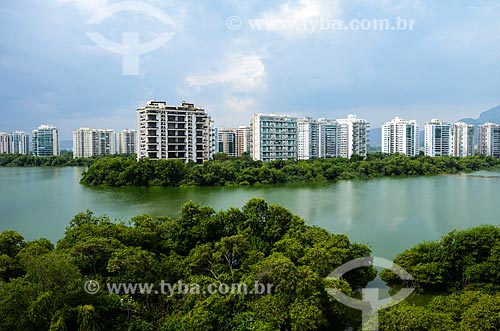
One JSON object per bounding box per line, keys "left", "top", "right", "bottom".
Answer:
{"left": 1, "top": 201, "right": 499, "bottom": 330}
{"left": 0, "top": 199, "right": 376, "bottom": 331}
{"left": 81, "top": 153, "right": 500, "bottom": 187}
{"left": 0, "top": 152, "right": 96, "bottom": 167}
{"left": 0, "top": 153, "right": 132, "bottom": 167}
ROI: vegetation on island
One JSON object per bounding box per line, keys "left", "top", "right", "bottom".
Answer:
{"left": 80, "top": 153, "right": 500, "bottom": 187}
{"left": 0, "top": 199, "right": 377, "bottom": 331}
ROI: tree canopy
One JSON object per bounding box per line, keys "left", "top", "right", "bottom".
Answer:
{"left": 80, "top": 153, "right": 500, "bottom": 187}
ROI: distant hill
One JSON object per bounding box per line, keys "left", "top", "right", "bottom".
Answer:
{"left": 460, "top": 105, "right": 500, "bottom": 125}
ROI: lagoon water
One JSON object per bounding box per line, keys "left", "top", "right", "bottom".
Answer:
{"left": 1, "top": 167, "right": 499, "bottom": 260}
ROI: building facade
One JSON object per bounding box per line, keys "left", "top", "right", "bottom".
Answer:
{"left": 318, "top": 119, "right": 341, "bottom": 158}
{"left": 9, "top": 131, "right": 30, "bottom": 155}
{"left": 236, "top": 126, "right": 252, "bottom": 157}
{"left": 337, "top": 115, "right": 369, "bottom": 158}
{"left": 73, "top": 128, "right": 97, "bottom": 158}
{"left": 424, "top": 119, "right": 451, "bottom": 157}
{"left": 32, "top": 125, "right": 60, "bottom": 157}
{"left": 218, "top": 129, "right": 237, "bottom": 157}
{"left": 73, "top": 128, "right": 116, "bottom": 158}
{"left": 298, "top": 117, "right": 320, "bottom": 160}
{"left": 478, "top": 123, "right": 500, "bottom": 158}
{"left": 117, "top": 129, "right": 137, "bottom": 155}
{"left": 0, "top": 132, "right": 9, "bottom": 154}
{"left": 136, "top": 101, "right": 213, "bottom": 163}
{"left": 381, "top": 117, "right": 419, "bottom": 156}
{"left": 450, "top": 122, "right": 475, "bottom": 158}
{"left": 252, "top": 114, "right": 298, "bottom": 161}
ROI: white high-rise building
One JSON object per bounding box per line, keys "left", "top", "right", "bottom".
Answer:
{"left": 381, "top": 117, "right": 419, "bottom": 156}
{"left": 298, "top": 117, "right": 320, "bottom": 160}
{"left": 9, "top": 131, "right": 30, "bottom": 155}
{"left": 252, "top": 114, "right": 298, "bottom": 161}
{"left": 318, "top": 119, "right": 341, "bottom": 158}
{"left": 96, "top": 129, "right": 116, "bottom": 156}
{"left": 450, "top": 122, "right": 475, "bottom": 158}
{"left": 32, "top": 125, "right": 60, "bottom": 157}
{"left": 136, "top": 101, "right": 213, "bottom": 163}
{"left": 337, "top": 115, "right": 369, "bottom": 158}
{"left": 236, "top": 126, "right": 252, "bottom": 157}
{"left": 424, "top": 119, "right": 451, "bottom": 157}
{"left": 218, "top": 129, "right": 237, "bottom": 157}
{"left": 73, "top": 128, "right": 116, "bottom": 158}
{"left": 0, "top": 132, "right": 9, "bottom": 154}
{"left": 478, "top": 123, "right": 500, "bottom": 158}
{"left": 73, "top": 128, "right": 97, "bottom": 158}
{"left": 117, "top": 129, "right": 136, "bottom": 155}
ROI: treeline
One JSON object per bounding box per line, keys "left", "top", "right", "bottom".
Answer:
{"left": 0, "top": 199, "right": 376, "bottom": 331}
{"left": 376, "top": 225, "right": 500, "bottom": 330}
{"left": 1, "top": 201, "right": 499, "bottom": 330}
{"left": 80, "top": 153, "right": 500, "bottom": 187}
{"left": 0, "top": 153, "right": 130, "bottom": 167}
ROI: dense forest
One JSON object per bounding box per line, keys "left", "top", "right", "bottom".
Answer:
{"left": 80, "top": 153, "right": 500, "bottom": 187}
{"left": 0, "top": 199, "right": 376, "bottom": 331}
{"left": 1, "top": 201, "right": 499, "bottom": 330}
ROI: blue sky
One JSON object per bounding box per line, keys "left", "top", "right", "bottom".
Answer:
{"left": 0, "top": 0, "right": 499, "bottom": 139}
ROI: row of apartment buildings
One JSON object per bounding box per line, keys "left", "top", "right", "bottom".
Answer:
{"left": 0, "top": 125, "right": 59, "bottom": 157}
{"left": 4, "top": 101, "right": 500, "bottom": 161}
{"left": 250, "top": 114, "right": 369, "bottom": 161}
{"left": 135, "top": 101, "right": 370, "bottom": 162}
{"left": 381, "top": 117, "right": 500, "bottom": 158}
{"left": 72, "top": 128, "right": 136, "bottom": 158}
{"left": 0, "top": 125, "right": 137, "bottom": 158}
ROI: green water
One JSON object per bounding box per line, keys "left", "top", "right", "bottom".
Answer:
{"left": 1, "top": 167, "right": 499, "bottom": 260}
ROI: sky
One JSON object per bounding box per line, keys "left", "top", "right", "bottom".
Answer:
{"left": 0, "top": 0, "right": 499, "bottom": 139}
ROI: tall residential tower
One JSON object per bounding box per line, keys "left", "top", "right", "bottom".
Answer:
{"left": 337, "top": 115, "right": 369, "bottom": 158}
{"left": 424, "top": 119, "right": 451, "bottom": 157}
{"left": 136, "top": 101, "right": 213, "bottom": 163}
{"left": 478, "top": 123, "right": 500, "bottom": 158}
{"left": 381, "top": 117, "right": 419, "bottom": 156}
{"left": 252, "top": 114, "right": 298, "bottom": 161}
{"left": 32, "top": 125, "right": 60, "bottom": 157}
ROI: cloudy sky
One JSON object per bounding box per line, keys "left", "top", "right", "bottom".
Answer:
{"left": 1, "top": 0, "right": 499, "bottom": 139}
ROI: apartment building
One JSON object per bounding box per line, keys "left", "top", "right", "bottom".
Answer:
{"left": 117, "top": 129, "right": 136, "bottom": 155}
{"left": 218, "top": 129, "right": 237, "bottom": 157}
{"left": 0, "top": 132, "right": 9, "bottom": 154}
{"left": 9, "top": 131, "right": 30, "bottom": 155}
{"left": 337, "top": 115, "right": 369, "bottom": 158}
{"left": 478, "top": 123, "right": 500, "bottom": 158}
{"left": 298, "top": 117, "right": 320, "bottom": 160}
{"left": 136, "top": 101, "right": 213, "bottom": 163}
{"left": 252, "top": 114, "right": 298, "bottom": 161}
{"left": 450, "top": 122, "right": 475, "bottom": 158}
{"left": 318, "top": 119, "right": 341, "bottom": 158}
{"left": 32, "top": 125, "right": 60, "bottom": 157}
{"left": 381, "top": 117, "right": 420, "bottom": 156}
{"left": 424, "top": 119, "right": 451, "bottom": 157}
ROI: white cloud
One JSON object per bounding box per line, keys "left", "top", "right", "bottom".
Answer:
{"left": 57, "top": 0, "right": 108, "bottom": 13}
{"left": 185, "top": 52, "right": 266, "bottom": 91}
{"left": 251, "top": 0, "right": 341, "bottom": 36}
